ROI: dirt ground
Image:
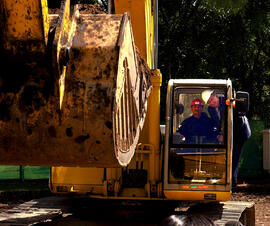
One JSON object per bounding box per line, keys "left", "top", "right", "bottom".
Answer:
{"left": 231, "top": 177, "right": 270, "bottom": 226}
{"left": 0, "top": 179, "right": 270, "bottom": 225}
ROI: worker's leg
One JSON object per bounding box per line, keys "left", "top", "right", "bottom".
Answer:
{"left": 232, "top": 146, "right": 243, "bottom": 187}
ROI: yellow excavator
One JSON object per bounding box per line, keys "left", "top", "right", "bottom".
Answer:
{"left": 0, "top": 0, "right": 255, "bottom": 224}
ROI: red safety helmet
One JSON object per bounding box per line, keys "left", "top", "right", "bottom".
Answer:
{"left": 191, "top": 98, "right": 204, "bottom": 106}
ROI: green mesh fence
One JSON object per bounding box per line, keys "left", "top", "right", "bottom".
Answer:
{"left": 0, "top": 166, "right": 20, "bottom": 180}
{"left": 238, "top": 120, "right": 265, "bottom": 178}
{"left": 23, "top": 166, "right": 50, "bottom": 180}
{"left": 0, "top": 166, "right": 50, "bottom": 180}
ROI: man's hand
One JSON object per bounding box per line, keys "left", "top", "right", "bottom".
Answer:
{"left": 179, "top": 134, "right": 186, "bottom": 142}
{"left": 217, "top": 134, "right": 223, "bottom": 143}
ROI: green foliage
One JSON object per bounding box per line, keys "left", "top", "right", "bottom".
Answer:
{"left": 158, "top": 0, "right": 270, "bottom": 126}
{"left": 205, "top": 0, "right": 248, "bottom": 14}
{"left": 0, "top": 166, "right": 49, "bottom": 180}
{"left": 238, "top": 120, "right": 265, "bottom": 177}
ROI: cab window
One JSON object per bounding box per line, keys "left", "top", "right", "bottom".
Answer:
{"left": 169, "top": 88, "right": 227, "bottom": 185}
{"left": 173, "top": 88, "right": 226, "bottom": 145}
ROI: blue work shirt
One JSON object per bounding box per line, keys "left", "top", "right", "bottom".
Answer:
{"left": 208, "top": 97, "right": 225, "bottom": 132}
{"left": 177, "top": 112, "right": 218, "bottom": 144}
{"left": 232, "top": 114, "right": 251, "bottom": 180}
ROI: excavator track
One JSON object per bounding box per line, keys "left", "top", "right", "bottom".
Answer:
{"left": 215, "top": 201, "right": 255, "bottom": 225}
{"left": 0, "top": 196, "right": 255, "bottom": 225}
{"left": 183, "top": 201, "right": 255, "bottom": 226}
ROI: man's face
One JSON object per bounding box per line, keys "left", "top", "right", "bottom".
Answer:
{"left": 191, "top": 105, "right": 203, "bottom": 118}
{"left": 208, "top": 95, "right": 219, "bottom": 108}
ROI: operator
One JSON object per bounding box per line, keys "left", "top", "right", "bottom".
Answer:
{"left": 177, "top": 98, "right": 219, "bottom": 144}
{"left": 202, "top": 90, "right": 224, "bottom": 143}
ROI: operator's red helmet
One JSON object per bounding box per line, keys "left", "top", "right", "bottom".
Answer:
{"left": 191, "top": 98, "right": 204, "bottom": 106}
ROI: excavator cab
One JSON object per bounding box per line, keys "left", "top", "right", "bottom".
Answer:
{"left": 163, "top": 79, "right": 233, "bottom": 201}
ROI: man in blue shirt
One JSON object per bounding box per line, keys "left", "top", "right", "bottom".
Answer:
{"left": 177, "top": 98, "right": 219, "bottom": 144}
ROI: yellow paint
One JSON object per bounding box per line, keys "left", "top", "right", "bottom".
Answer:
{"left": 41, "top": 0, "right": 49, "bottom": 45}
{"left": 114, "top": 0, "right": 155, "bottom": 68}
{"left": 50, "top": 166, "right": 123, "bottom": 195}
{"left": 164, "top": 190, "right": 231, "bottom": 202}
{"left": 1, "top": 0, "right": 49, "bottom": 44}
{"left": 139, "top": 70, "right": 162, "bottom": 182}
{"left": 145, "top": 0, "right": 154, "bottom": 68}
{"left": 51, "top": 167, "right": 104, "bottom": 184}
{"left": 59, "top": 66, "right": 66, "bottom": 109}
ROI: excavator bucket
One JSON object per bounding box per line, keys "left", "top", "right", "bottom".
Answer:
{"left": 0, "top": 0, "right": 152, "bottom": 167}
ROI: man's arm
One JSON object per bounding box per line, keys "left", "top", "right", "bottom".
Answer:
{"left": 239, "top": 115, "right": 251, "bottom": 141}
{"left": 205, "top": 113, "right": 223, "bottom": 143}
{"left": 177, "top": 119, "right": 188, "bottom": 140}
{"left": 208, "top": 106, "right": 219, "bottom": 126}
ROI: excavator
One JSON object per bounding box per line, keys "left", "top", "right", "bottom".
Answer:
{"left": 0, "top": 0, "right": 255, "bottom": 225}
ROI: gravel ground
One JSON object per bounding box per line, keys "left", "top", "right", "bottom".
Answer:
{"left": 231, "top": 177, "right": 270, "bottom": 226}
{"left": 0, "top": 179, "right": 270, "bottom": 225}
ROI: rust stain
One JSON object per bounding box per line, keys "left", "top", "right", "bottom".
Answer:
{"left": 26, "top": 128, "right": 32, "bottom": 135}
{"left": 92, "top": 23, "right": 101, "bottom": 32}
{"left": 93, "top": 71, "right": 103, "bottom": 80}
{"left": 87, "top": 83, "right": 110, "bottom": 107}
{"left": 48, "top": 126, "right": 57, "bottom": 138}
{"left": 74, "top": 134, "right": 90, "bottom": 143}
{"left": 104, "top": 63, "right": 111, "bottom": 78}
{"left": 105, "top": 121, "right": 112, "bottom": 129}
{"left": 66, "top": 127, "right": 73, "bottom": 137}
{"left": 0, "top": 95, "right": 14, "bottom": 122}
{"left": 18, "top": 84, "right": 45, "bottom": 114}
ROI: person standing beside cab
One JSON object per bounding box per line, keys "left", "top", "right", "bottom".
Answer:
{"left": 202, "top": 90, "right": 251, "bottom": 187}
{"left": 202, "top": 90, "right": 224, "bottom": 143}
{"left": 232, "top": 111, "right": 251, "bottom": 187}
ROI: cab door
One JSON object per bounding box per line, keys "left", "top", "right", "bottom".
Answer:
{"left": 163, "top": 79, "right": 233, "bottom": 201}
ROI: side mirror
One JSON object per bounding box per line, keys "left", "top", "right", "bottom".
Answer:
{"left": 235, "top": 91, "right": 249, "bottom": 115}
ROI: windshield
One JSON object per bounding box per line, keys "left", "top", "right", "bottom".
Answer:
{"left": 169, "top": 87, "right": 227, "bottom": 185}
{"left": 172, "top": 88, "right": 226, "bottom": 145}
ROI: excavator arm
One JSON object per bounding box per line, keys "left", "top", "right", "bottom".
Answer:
{"left": 0, "top": 0, "right": 152, "bottom": 167}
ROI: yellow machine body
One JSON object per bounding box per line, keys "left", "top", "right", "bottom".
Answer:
{"left": 0, "top": 0, "right": 49, "bottom": 52}
{"left": 50, "top": 71, "right": 163, "bottom": 198}
{"left": 50, "top": 77, "right": 233, "bottom": 202}
{"left": 114, "top": 0, "right": 155, "bottom": 68}
{"left": 164, "top": 191, "right": 231, "bottom": 201}
{"left": 1, "top": 0, "right": 233, "bottom": 203}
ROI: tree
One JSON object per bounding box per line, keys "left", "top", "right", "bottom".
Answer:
{"left": 158, "top": 0, "right": 270, "bottom": 125}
